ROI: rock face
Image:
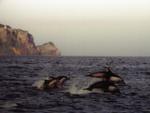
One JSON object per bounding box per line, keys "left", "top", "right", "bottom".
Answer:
{"left": 37, "top": 42, "right": 61, "bottom": 56}
{"left": 0, "top": 24, "right": 60, "bottom": 56}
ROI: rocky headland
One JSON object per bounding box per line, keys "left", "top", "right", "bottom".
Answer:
{"left": 37, "top": 42, "right": 60, "bottom": 56}
{"left": 0, "top": 24, "right": 60, "bottom": 56}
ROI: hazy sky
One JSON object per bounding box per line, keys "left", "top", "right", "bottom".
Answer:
{"left": 0, "top": 0, "right": 150, "bottom": 56}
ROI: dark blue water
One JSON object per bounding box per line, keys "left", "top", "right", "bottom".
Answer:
{"left": 0, "top": 56, "right": 150, "bottom": 113}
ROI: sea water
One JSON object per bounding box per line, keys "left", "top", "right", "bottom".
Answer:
{"left": 0, "top": 56, "right": 150, "bottom": 113}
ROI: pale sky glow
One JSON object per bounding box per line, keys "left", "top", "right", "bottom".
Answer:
{"left": 0, "top": 0, "right": 150, "bottom": 56}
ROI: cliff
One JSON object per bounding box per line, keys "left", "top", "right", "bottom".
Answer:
{"left": 0, "top": 24, "right": 60, "bottom": 56}
{"left": 37, "top": 42, "right": 61, "bottom": 56}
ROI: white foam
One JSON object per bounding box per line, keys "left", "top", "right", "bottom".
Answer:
{"left": 68, "top": 77, "right": 104, "bottom": 95}
{"left": 32, "top": 80, "right": 45, "bottom": 90}
{"left": 68, "top": 82, "right": 90, "bottom": 95}
{"left": 0, "top": 102, "right": 17, "bottom": 108}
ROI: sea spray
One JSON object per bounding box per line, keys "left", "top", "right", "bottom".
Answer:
{"left": 32, "top": 77, "right": 49, "bottom": 90}
{"left": 68, "top": 77, "right": 102, "bottom": 95}
{"left": 68, "top": 80, "right": 90, "bottom": 95}
{"left": 0, "top": 101, "right": 18, "bottom": 109}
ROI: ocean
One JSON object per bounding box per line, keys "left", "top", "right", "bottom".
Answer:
{"left": 0, "top": 56, "right": 150, "bottom": 113}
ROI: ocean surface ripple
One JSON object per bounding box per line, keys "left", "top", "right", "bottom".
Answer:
{"left": 0, "top": 56, "right": 150, "bottom": 113}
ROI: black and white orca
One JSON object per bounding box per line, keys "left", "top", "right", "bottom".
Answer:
{"left": 86, "top": 67, "right": 125, "bottom": 85}
{"left": 33, "top": 76, "right": 69, "bottom": 90}
{"left": 84, "top": 80, "right": 120, "bottom": 93}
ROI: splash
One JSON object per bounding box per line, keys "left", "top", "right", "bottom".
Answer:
{"left": 0, "top": 101, "right": 18, "bottom": 109}
{"left": 32, "top": 80, "right": 45, "bottom": 90}
{"left": 68, "top": 82, "right": 91, "bottom": 95}
{"left": 32, "top": 76, "right": 49, "bottom": 90}
{"left": 68, "top": 77, "right": 103, "bottom": 95}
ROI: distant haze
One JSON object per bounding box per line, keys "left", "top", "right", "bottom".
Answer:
{"left": 0, "top": 0, "right": 150, "bottom": 56}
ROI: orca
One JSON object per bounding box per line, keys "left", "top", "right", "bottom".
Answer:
{"left": 56, "top": 76, "right": 69, "bottom": 88}
{"left": 33, "top": 76, "right": 69, "bottom": 90}
{"left": 84, "top": 81, "right": 120, "bottom": 93}
{"left": 86, "top": 67, "right": 125, "bottom": 85}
